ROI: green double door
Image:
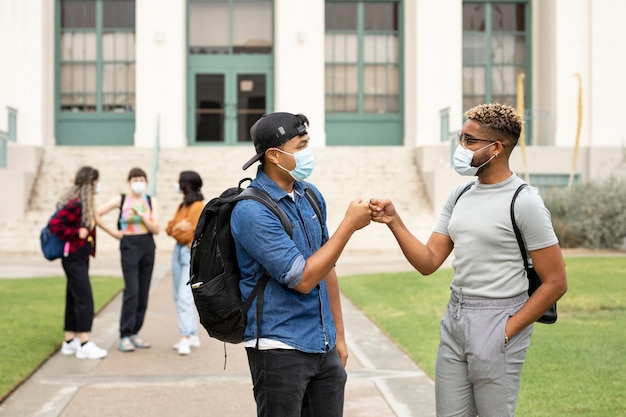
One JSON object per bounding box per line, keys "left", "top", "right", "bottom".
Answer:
{"left": 188, "top": 60, "right": 273, "bottom": 145}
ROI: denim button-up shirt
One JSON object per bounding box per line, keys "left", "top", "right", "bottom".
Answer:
{"left": 230, "top": 167, "right": 334, "bottom": 353}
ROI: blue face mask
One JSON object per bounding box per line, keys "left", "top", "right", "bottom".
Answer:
{"left": 275, "top": 147, "right": 316, "bottom": 181}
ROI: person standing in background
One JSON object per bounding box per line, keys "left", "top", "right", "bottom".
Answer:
{"left": 96, "top": 167, "right": 160, "bottom": 352}
{"left": 166, "top": 171, "right": 204, "bottom": 355}
{"left": 48, "top": 166, "right": 108, "bottom": 360}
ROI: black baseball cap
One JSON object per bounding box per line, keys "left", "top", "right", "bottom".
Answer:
{"left": 242, "top": 112, "right": 309, "bottom": 170}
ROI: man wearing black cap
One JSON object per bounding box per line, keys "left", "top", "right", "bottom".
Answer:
{"left": 231, "top": 112, "right": 371, "bottom": 417}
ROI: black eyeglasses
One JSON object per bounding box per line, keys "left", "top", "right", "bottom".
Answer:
{"left": 458, "top": 133, "right": 496, "bottom": 149}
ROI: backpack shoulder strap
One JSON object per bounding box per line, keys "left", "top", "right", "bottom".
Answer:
{"left": 117, "top": 193, "right": 126, "bottom": 230}
{"left": 146, "top": 194, "right": 152, "bottom": 210}
{"left": 454, "top": 181, "right": 475, "bottom": 206}
{"left": 235, "top": 187, "right": 294, "bottom": 238}
{"left": 510, "top": 184, "right": 530, "bottom": 270}
{"left": 304, "top": 186, "right": 325, "bottom": 238}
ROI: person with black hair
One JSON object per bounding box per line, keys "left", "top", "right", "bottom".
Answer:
{"left": 232, "top": 112, "right": 371, "bottom": 416}
{"left": 49, "top": 166, "right": 108, "bottom": 359}
{"left": 166, "top": 171, "right": 204, "bottom": 355}
{"left": 96, "top": 167, "right": 160, "bottom": 352}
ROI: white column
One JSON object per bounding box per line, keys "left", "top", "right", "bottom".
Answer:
{"left": 274, "top": 0, "right": 326, "bottom": 146}
{"left": 412, "top": 0, "right": 463, "bottom": 146}
{"left": 0, "top": 0, "right": 54, "bottom": 146}
{"left": 135, "top": 0, "right": 187, "bottom": 148}
{"left": 553, "top": 0, "right": 591, "bottom": 147}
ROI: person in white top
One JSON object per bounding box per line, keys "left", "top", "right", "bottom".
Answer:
{"left": 370, "top": 103, "right": 567, "bottom": 417}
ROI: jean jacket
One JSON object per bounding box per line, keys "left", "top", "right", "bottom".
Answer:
{"left": 230, "top": 167, "right": 334, "bottom": 353}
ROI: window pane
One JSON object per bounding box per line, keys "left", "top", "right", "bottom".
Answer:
{"left": 492, "top": 34, "right": 525, "bottom": 64}
{"left": 463, "top": 66, "right": 486, "bottom": 95}
{"left": 325, "top": 65, "right": 358, "bottom": 94}
{"left": 364, "top": 65, "right": 398, "bottom": 95}
{"left": 61, "top": 63, "right": 96, "bottom": 93}
{"left": 61, "top": 0, "right": 96, "bottom": 28}
{"left": 102, "top": 32, "right": 135, "bottom": 61}
{"left": 325, "top": 3, "right": 357, "bottom": 30}
{"left": 364, "top": 3, "right": 398, "bottom": 31}
{"left": 492, "top": 3, "right": 525, "bottom": 31}
{"left": 463, "top": 3, "right": 485, "bottom": 31}
{"left": 103, "top": 0, "right": 135, "bottom": 29}
{"left": 233, "top": 1, "right": 272, "bottom": 53}
{"left": 325, "top": 34, "right": 358, "bottom": 63}
{"left": 491, "top": 66, "right": 524, "bottom": 96}
{"left": 363, "top": 35, "right": 398, "bottom": 63}
{"left": 189, "top": 0, "right": 229, "bottom": 54}
{"left": 60, "top": 32, "right": 96, "bottom": 61}
{"left": 326, "top": 95, "right": 358, "bottom": 112}
{"left": 463, "top": 32, "right": 486, "bottom": 65}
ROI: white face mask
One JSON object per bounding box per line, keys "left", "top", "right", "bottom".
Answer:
{"left": 452, "top": 143, "right": 496, "bottom": 176}
{"left": 174, "top": 183, "right": 181, "bottom": 194}
{"left": 130, "top": 181, "right": 146, "bottom": 195}
{"left": 95, "top": 182, "right": 102, "bottom": 194}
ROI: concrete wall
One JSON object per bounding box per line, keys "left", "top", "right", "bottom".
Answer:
{"left": 0, "top": 145, "right": 42, "bottom": 222}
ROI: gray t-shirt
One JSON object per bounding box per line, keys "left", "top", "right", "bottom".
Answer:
{"left": 433, "top": 174, "right": 558, "bottom": 298}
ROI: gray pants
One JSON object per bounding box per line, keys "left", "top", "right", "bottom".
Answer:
{"left": 435, "top": 287, "right": 533, "bottom": 417}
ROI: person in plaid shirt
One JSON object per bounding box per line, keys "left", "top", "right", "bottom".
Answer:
{"left": 48, "top": 166, "right": 107, "bottom": 359}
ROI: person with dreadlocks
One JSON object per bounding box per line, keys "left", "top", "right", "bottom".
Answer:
{"left": 48, "top": 165, "right": 108, "bottom": 360}
{"left": 370, "top": 103, "right": 567, "bottom": 416}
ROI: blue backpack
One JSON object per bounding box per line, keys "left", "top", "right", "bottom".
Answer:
{"left": 40, "top": 209, "right": 65, "bottom": 261}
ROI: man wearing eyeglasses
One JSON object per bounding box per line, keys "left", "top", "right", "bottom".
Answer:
{"left": 370, "top": 103, "right": 567, "bottom": 417}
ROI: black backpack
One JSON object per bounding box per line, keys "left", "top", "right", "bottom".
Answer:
{"left": 189, "top": 178, "right": 323, "bottom": 345}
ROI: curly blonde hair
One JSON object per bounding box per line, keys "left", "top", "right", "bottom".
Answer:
{"left": 57, "top": 166, "right": 99, "bottom": 229}
{"left": 465, "top": 103, "right": 524, "bottom": 145}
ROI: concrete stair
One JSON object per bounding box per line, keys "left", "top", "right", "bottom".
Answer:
{"left": 0, "top": 146, "right": 436, "bottom": 259}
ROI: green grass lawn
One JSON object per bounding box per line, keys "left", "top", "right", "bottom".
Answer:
{"left": 340, "top": 256, "right": 626, "bottom": 417}
{"left": 0, "top": 276, "right": 123, "bottom": 402}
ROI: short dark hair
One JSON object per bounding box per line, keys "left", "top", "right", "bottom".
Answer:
{"left": 127, "top": 167, "right": 147, "bottom": 181}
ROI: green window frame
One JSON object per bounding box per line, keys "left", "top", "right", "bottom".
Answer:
{"left": 463, "top": 0, "right": 532, "bottom": 140}
{"left": 55, "top": 0, "right": 136, "bottom": 145}
{"left": 325, "top": 0, "right": 401, "bottom": 114}
{"left": 325, "top": 0, "right": 403, "bottom": 146}
{"left": 58, "top": 0, "right": 135, "bottom": 113}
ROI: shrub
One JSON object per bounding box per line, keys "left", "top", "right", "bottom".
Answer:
{"left": 544, "top": 177, "right": 626, "bottom": 249}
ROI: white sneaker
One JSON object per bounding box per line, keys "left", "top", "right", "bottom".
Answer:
{"left": 76, "top": 341, "right": 108, "bottom": 359}
{"left": 177, "top": 338, "right": 191, "bottom": 356}
{"left": 61, "top": 338, "right": 80, "bottom": 356}
{"left": 172, "top": 334, "right": 200, "bottom": 350}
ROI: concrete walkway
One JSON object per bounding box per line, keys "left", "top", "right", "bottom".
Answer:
{"left": 0, "top": 252, "right": 436, "bottom": 417}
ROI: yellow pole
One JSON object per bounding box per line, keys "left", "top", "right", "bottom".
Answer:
{"left": 569, "top": 73, "right": 583, "bottom": 188}
{"left": 516, "top": 73, "right": 529, "bottom": 183}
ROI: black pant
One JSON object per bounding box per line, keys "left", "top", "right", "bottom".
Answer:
{"left": 61, "top": 243, "right": 94, "bottom": 332}
{"left": 246, "top": 346, "right": 347, "bottom": 417}
{"left": 119, "top": 234, "right": 155, "bottom": 338}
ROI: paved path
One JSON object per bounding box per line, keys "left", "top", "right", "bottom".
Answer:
{"left": 0, "top": 252, "right": 436, "bottom": 417}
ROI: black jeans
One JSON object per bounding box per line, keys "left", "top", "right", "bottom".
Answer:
{"left": 61, "top": 242, "right": 94, "bottom": 332}
{"left": 246, "top": 346, "right": 347, "bottom": 417}
{"left": 119, "top": 234, "right": 155, "bottom": 338}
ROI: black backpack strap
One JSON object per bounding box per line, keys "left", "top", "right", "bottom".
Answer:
{"left": 510, "top": 184, "right": 530, "bottom": 270}
{"left": 304, "top": 186, "right": 326, "bottom": 240}
{"left": 117, "top": 193, "right": 126, "bottom": 230}
{"left": 235, "top": 187, "right": 294, "bottom": 238}
{"left": 454, "top": 181, "right": 475, "bottom": 205}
